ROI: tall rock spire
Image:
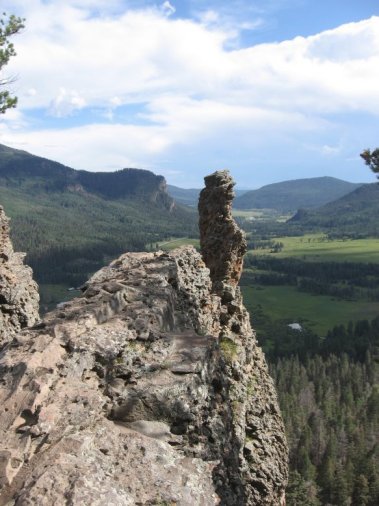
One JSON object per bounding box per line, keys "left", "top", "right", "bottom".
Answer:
{"left": 198, "top": 170, "right": 247, "bottom": 301}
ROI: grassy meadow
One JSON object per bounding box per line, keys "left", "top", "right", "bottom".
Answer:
{"left": 251, "top": 233, "right": 379, "bottom": 263}
{"left": 242, "top": 285, "right": 379, "bottom": 336}
{"left": 158, "top": 237, "right": 200, "bottom": 250}
{"left": 245, "top": 232, "right": 379, "bottom": 336}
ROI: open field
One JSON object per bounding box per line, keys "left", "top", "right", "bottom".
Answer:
{"left": 242, "top": 285, "right": 379, "bottom": 336}
{"left": 160, "top": 234, "right": 379, "bottom": 263}
{"left": 158, "top": 237, "right": 200, "bottom": 250}
{"left": 232, "top": 208, "right": 292, "bottom": 221}
{"left": 249, "top": 233, "right": 379, "bottom": 263}
{"left": 232, "top": 209, "right": 266, "bottom": 218}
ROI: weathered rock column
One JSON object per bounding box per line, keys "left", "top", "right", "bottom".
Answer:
{"left": 199, "top": 170, "right": 288, "bottom": 505}
{"left": 198, "top": 170, "right": 247, "bottom": 301}
{"left": 0, "top": 206, "right": 39, "bottom": 347}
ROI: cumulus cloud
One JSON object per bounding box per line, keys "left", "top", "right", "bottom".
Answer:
{"left": 6, "top": 5, "right": 378, "bottom": 116}
{"left": 49, "top": 88, "right": 86, "bottom": 117}
{"left": 1, "top": 0, "right": 378, "bottom": 184}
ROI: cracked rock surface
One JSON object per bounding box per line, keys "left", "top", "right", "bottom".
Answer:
{"left": 0, "top": 206, "right": 39, "bottom": 348}
{"left": 0, "top": 172, "right": 288, "bottom": 505}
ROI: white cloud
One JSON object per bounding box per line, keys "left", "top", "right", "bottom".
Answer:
{"left": 1, "top": 1, "right": 379, "bottom": 184}
{"left": 25, "top": 88, "right": 37, "bottom": 97}
{"left": 161, "top": 1, "right": 176, "bottom": 17}
{"left": 6, "top": 6, "right": 378, "bottom": 116}
{"left": 321, "top": 144, "right": 341, "bottom": 156}
{"left": 49, "top": 88, "right": 86, "bottom": 117}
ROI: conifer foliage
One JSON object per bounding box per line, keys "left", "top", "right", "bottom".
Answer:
{"left": 361, "top": 148, "right": 379, "bottom": 178}
{"left": 270, "top": 345, "right": 379, "bottom": 505}
{"left": 0, "top": 12, "right": 24, "bottom": 113}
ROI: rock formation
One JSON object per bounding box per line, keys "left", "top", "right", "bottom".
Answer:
{"left": 0, "top": 171, "right": 288, "bottom": 505}
{"left": 0, "top": 207, "right": 39, "bottom": 348}
{"left": 199, "top": 170, "right": 247, "bottom": 300}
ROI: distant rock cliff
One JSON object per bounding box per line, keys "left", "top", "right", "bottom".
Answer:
{"left": 0, "top": 171, "right": 288, "bottom": 505}
{"left": 0, "top": 207, "right": 39, "bottom": 348}
{"left": 0, "top": 143, "right": 175, "bottom": 208}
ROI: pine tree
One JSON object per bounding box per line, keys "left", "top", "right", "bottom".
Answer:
{"left": 286, "top": 471, "right": 320, "bottom": 506}
{"left": 353, "top": 474, "right": 370, "bottom": 506}
{"left": 0, "top": 13, "right": 25, "bottom": 113}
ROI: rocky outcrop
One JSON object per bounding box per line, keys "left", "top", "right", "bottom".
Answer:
{"left": 199, "top": 170, "right": 247, "bottom": 300}
{"left": 0, "top": 207, "right": 39, "bottom": 348}
{"left": 0, "top": 172, "right": 288, "bottom": 505}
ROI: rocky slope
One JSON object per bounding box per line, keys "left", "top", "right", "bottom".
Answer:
{"left": 0, "top": 207, "right": 39, "bottom": 347}
{"left": 0, "top": 171, "right": 288, "bottom": 505}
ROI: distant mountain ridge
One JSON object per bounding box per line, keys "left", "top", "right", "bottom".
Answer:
{"left": 233, "top": 176, "right": 363, "bottom": 211}
{"left": 0, "top": 143, "right": 173, "bottom": 208}
{"left": 289, "top": 183, "right": 379, "bottom": 236}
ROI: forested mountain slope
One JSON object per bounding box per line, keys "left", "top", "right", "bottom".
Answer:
{"left": 289, "top": 183, "right": 379, "bottom": 237}
{"left": 268, "top": 318, "right": 379, "bottom": 506}
{"left": 234, "top": 176, "right": 362, "bottom": 212}
{"left": 0, "top": 144, "right": 197, "bottom": 294}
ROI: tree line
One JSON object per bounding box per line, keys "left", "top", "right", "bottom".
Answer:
{"left": 272, "top": 351, "right": 378, "bottom": 505}
{"left": 243, "top": 256, "right": 379, "bottom": 301}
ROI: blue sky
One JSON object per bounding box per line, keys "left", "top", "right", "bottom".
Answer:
{"left": 1, "top": 0, "right": 379, "bottom": 188}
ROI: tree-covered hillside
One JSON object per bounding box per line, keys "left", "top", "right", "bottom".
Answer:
{"left": 289, "top": 183, "right": 379, "bottom": 237}
{"left": 268, "top": 321, "right": 379, "bottom": 506}
{"left": 234, "top": 177, "right": 362, "bottom": 212}
{"left": 0, "top": 144, "right": 197, "bottom": 307}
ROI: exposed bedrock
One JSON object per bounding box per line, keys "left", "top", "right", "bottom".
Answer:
{"left": 0, "top": 171, "right": 288, "bottom": 505}
{"left": 0, "top": 206, "right": 39, "bottom": 348}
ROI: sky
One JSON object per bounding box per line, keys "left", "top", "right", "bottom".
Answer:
{"left": 1, "top": 0, "right": 379, "bottom": 189}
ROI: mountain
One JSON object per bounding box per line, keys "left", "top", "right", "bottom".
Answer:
{"left": 289, "top": 182, "right": 379, "bottom": 236}
{"left": 167, "top": 185, "right": 201, "bottom": 206}
{"left": 0, "top": 143, "right": 173, "bottom": 206}
{"left": 168, "top": 184, "right": 248, "bottom": 207}
{"left": 233, "top": 176, "right": 362, "bottom": 211}
{"left": 0, "top": 144, "right": 197, "bottom": 302}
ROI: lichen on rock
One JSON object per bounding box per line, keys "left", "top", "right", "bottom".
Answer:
{"left": 0, "top": 172, "right": 288, "bottom": 505}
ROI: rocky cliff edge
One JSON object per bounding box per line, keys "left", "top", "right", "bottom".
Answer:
{"left": 0, "top": 207, "right": 39, "bottom": 348}
{"left": 0, "top": 171, "right": 288, "bottom": 505}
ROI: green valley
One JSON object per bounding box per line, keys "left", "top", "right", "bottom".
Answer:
{"left": 248, "top": 233, "right": 379, "bottom": 263}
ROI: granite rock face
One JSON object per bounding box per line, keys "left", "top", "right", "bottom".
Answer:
{"left": 0, "top": 172, "right": 288, "bottom": 505}
{"left": 0, "top": 207, "right": 39, "bottom": 348}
